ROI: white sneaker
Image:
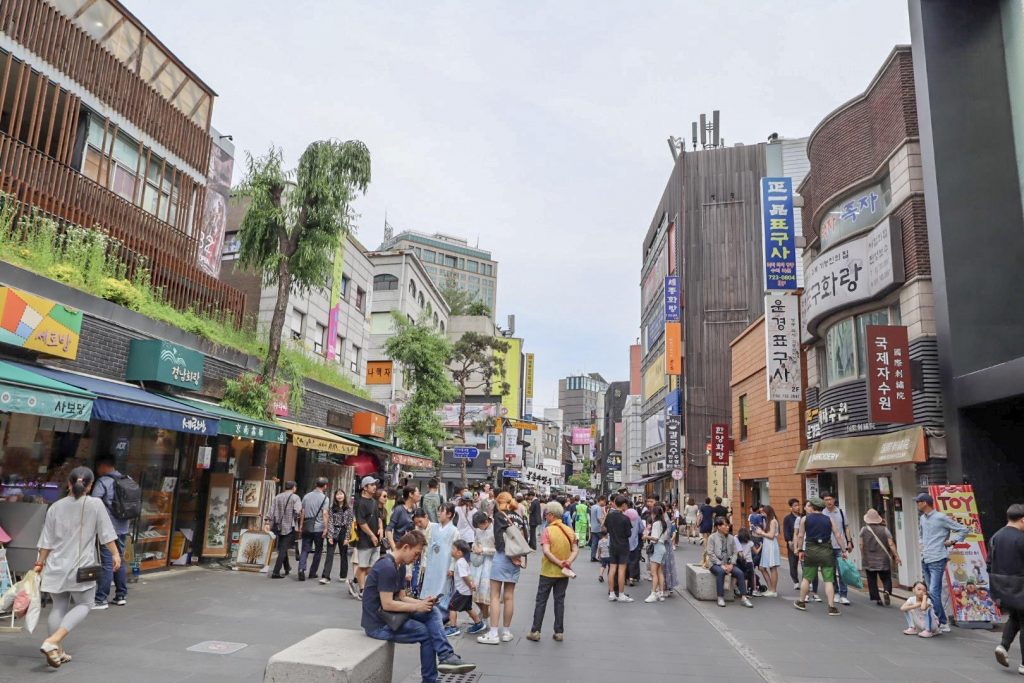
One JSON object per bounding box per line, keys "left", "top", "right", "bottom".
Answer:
{"left": 500, "top": 630, "right": 514, "bottom": 642}
{"left": 939, "top": 623, "right": 951, "bottom": 633}
{"left": 717, "top": 597, "right": 726, "bottom": 607}
{"left": 608, "top": 592, "right": 617, "bottom": 602}
{"left": 318, "top": 578, "right": 328, "bottom": 585}
{"left": 617, "top": 594, "right": 634, "bottom": 603}
{"left": 811, "top": 594, "right": 823, "bottom": 602}
{"left": 1017, "top": 664, "right": 1024, "bottom": 676}
{"left": 792, "top": 583, "right": 801, "bottom": 590}
{"left": 644, "top": 593, "right": 658, "bottom": 603}
{"left": 741, "top": 597, "right": 754, "bottom": 608}
{"left": 658, "top": 592, "right": 665, "bottom": 602}
{"left": 477, "top": 632, "right": 500, "bottom": 645}
{"left": 837, "top": 596, "right": 851, "bottom": 605}
{"left": 762, "top": 591, "right": 778, "bottom": 598}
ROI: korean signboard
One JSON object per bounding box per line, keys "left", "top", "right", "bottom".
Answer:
{"left": 644, "top": 305, "right": 665, "bottom": 354}
{"left": 504, "top": 427, "right": 519, "bottom": 455}
{"left": 764, "top": 293, "right": 801, "bottom": 401}
{"left": 197, "top": 140, "right": 234, "bottom": 277}
{"left": 571, "top": 427, "right": 592, "bottom": 445}
{"left": 524, "top": 467, "right": 558, "bottom": 488}
{"left": 0, "top": 287, "right": 82, "bottom": 360}
{"left": 641, "top": 238, "right": 669, "bottom": 310}
{"left": 125, "top": 339, "right": 204, "bottom": 390}
{"left": 802, "top": 218, "right": 904, "bottom": 340}
{"left": 664, "top": 276, "right": 681, "bottom": 322}
{"left": 365, "top": 360, "right": 393, "bottom": 385}
{"left": 711, "top": 423, "right": 729, "bottom": 466}
{"left": 642, "top": 352, "right": 666, "bottom": 400}
{"left": 524, "top": 353, "right": 535, "bottom": 416}
{"left": 761, "top": 177, "right": 798, "bottom": 291}
{"left": 818, "top": 179, "right": 891, "bottom": 252}
{"left": 665, "top": 389, "right": 681, "bottom": 416}
{"left": 605, "top": 452, "right": 622, "bottom": 471}
{"left": 439, "top": 403, "right": 497, "bottom": 427}
{"left": 665, "top": 322, "right": 682, "bottom": 376}
{"left": 665, "top": 415, "right": 682, "bottom": 469}
{"left": 866, "top": 325, "right": 914, "bottom": 424}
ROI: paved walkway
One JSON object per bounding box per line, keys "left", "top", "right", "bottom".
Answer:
{"left": 0, "top": 541, "right": 1014, "bottom": 682}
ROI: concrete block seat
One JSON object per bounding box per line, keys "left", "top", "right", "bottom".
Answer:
{"left": 685, "top": 563, "right": 735, "bottom": 602}
{"left": 265, "top": 628, "right": 393, "bottom": 683}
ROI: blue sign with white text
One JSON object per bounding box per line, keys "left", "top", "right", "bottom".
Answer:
{"left": 453, "top": 446, "right": 479, "bottom": 459}
{"left": 502, "top": 470, "right": 521, "bottom": 479}
{"left": 664, "top": 276, "right": 681, "bottom": 322}
{"left": 761, "top": 177, "right": 797, "bottom": 291}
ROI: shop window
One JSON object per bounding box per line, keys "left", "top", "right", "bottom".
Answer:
{"left": 444, "top": 255, "right": 457, "bottom": 268}
{"left": 423, "top": 250, "right": 436, "bottom": 263}
{"left": 775, "top": 401, "right": 787, "bottom": 432}
{"left": 350, "top": 345, "right": 361, "bottom": 374}
{"left": 467, "top": 260, "right": 479, "bottom": 273}
{"left": 340, "top": 276, "right": 350, "bottom": 300}
{"left": 336, "top": 336, "right": 345, "bottom": 364}
{"left": 290, "top": 309, "right": 304, "bottom": 341}
{"left": 739, "top": 394, "right": 748, "bottom": 440}
{"left": 823, "top": 306, "right": 902, "bottom": 388}
{"left": 314, "top": 323, "right": 326, "bottom": 355}
{"left": 374, "top": 274, "right": 399, "bottom": 291}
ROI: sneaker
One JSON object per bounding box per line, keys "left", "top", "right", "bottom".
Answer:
{"left": 270, "top": 573, "right": 284, "bottom": 579}
{"left": 437, "top": 654, "right": 476, "bottom": 674}
{"left": 811, "top": 594, "right": 823, "bottom": 603}
{"left": 939, "top": 623, "right": 951, "bottom": 633}
{"left": 644, "top": 593, "right": 658, "bottom": 603}
{"left": 598, "top": 575, "right": 604, "bottom": 583}
{"left": 658, "top": 593, "right": 665, "bottom": 602}
{"left": 444, "top": 626, "right": 461, "bottom": 638}
{"left": 617, "top": 594, "right": 634, "bottom": 603}
{"left": 608, "top": 592, "right": 617, "bottom": 602}
{"left": 837, "top": 596, "right": 851, "bottom": 605}
{"left": 741, "top": 597, "right": 754, "bottom": 608}
{"left": 883, "top": 591, "right": 891, "bottom": 606}
{"left": 477, "top": 632, "right": 500, "bottom": 645}
{"left": 113, "top": 597, "right": 126, "bottom": 606}
{"left": 903, "top": 628, "right": 918, "bottom": 635}
{"left": 717, "top": 597, "right": 726, "bottom": 607}
{"left": 793, "top": 600, "right": 807, "bottom": 611}
{"left": 996, "top": 644, "right": 1010, "bottom": 667}
{"left": 761, "top": 591, "right": 778, "bottom": 598}
{"left": 92, "top": 602, "right": 109, "bottom": 610}
{"left": 827, "top": 606, "right": 841, "bottom": 616}
{"left": 347, "top": 581, "right": 360, "bottom": 599}
{"left": 318, "top": 578, "right": 328, "bottom": 585}
{"left": 298, "top": 571, "right": 306, "bottom": 582}
{"left": 500, "top": 630, "right": 514, "bottom": 642}
{"left": 918, "top": 630, "right": 934, "bottom": 638}
{"left": 1017, "top": 664, "right": 1024, "bottom": 676}
{"left": 466, "top": 622, "right": 487, "bottom": 635}
{"left": 526, "top": 631, "right": 541, "bottom": 642}
{"left": 752, "top": 589, "right": 766, "bottom": 597}
{"left": 553, "top": 633, "right": 564, "bottom": 641}
{"left": 792, "top": 583, "right": 801, "bottom": 590}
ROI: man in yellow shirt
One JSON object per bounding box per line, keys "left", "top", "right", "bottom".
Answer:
{"left": 526, "top": 501, "right": 579, "bottom": 642}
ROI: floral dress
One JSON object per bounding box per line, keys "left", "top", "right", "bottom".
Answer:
{"left": 471, "top": 523, "right": 495, "bottom": 603}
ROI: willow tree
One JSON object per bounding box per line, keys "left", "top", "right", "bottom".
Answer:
{"left": 450, "top": 332, "right": 510, "bottom": 485}
{"left": 235, "top": 141, "right": 371, "bottom": 386}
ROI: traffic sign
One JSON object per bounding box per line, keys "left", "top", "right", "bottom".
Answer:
{"left": 671, "top": 469, "right": 684, "bottom": 481}
{"left": 452, "top": 446, "right": 479, "bottom": 459}
{"left": 502, "top": 469, "right": 521, "bottom": 479}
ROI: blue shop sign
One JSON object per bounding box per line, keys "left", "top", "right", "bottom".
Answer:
{"left": 761, "top": 177, "right": 797, "bottom": 291}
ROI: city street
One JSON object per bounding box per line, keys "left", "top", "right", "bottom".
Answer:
{"left": 0, "top": 542, "right": 1011, "bottom": 683}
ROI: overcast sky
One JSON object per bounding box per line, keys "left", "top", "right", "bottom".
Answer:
{"left": 135, "top": 1, "right": 910, "bottom": 412}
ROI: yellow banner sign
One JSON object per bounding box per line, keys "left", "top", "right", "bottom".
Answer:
{"left": 0, "top": 287, "right": 82, "bottom": 360}
{"left": 507, "top": 419, "right": 539, "bottom": 431}
{"left": 643, "top": 352, "right": 666, "bottom": 400}
{"left": 524, "top": 353, "right": 535, "bottom": 398}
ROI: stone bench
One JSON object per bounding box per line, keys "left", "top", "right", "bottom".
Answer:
{"left": 685, "top": 563, "right": 735, "bottom": 602}
{"left": 265, "top": 628, "right": 393, "bottom": 683}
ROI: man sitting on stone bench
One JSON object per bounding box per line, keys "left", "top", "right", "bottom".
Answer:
{"left": 362, "top": 530, "right": 476, "bottom": 683}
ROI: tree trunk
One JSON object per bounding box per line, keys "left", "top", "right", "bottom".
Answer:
{"left": 263, "top": 247, "right": 292, "bottom": 403}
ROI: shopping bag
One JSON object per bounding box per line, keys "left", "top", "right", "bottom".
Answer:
{"left": 837, "top": 556, "right": 864, "bottom": 589}
{"left": 2, "top": 569, "right": 42, "bottom": 633}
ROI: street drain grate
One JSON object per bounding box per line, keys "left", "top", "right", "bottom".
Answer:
{"left": 438, "top": 673, "right": 482, "bottom": 683}
{"left": 186, "top": 640, "right": 248, "bottom": 655}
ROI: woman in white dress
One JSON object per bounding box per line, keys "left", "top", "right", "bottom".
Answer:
{"left": 470, "top": 511, "right": 495, "bottom": 621}
{"left": 755, "top": 504, "right": 781, "bottom": 597}
{"left": 34, "top": 467, "right": 120, "bottom": 668}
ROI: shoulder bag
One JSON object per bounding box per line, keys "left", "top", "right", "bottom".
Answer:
{"left": 75, "top": 498, "right": 103, "bottom": 583}
{"left": 376, "top": 555, "right": 411, "bottom": 631}
{"left": 502, "top": 516, "right": 533, "bottom": 559}
{"left": 302, "top": 492, "right": 328, "bottom": 534}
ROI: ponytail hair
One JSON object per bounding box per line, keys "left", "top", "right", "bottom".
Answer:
{"left": 68, "top": 466, "right": 95, "bottom": 499}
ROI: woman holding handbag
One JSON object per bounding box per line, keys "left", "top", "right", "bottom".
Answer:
{"left": 34, "top": 467, "right": 120, "bottom": 668}
{"left": 859, "top": 508, "right": 901, "bottom": 606}
{"left": 321, "top": 489, "right": 354, "bottom": 588}
{"left": 477, "top": 491, "right": 530, "bottom": 645}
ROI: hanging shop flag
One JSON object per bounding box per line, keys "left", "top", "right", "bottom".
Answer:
{"left": 928, "top": 484, "right": 999, "bottom": 626}
{"left": 665, "top": 415, "right": 682, "bottom": 469}
{"left": 665, "top": 322, "right": 682, "bottom": 376}
{"left": 664, "top": 276, "right": 681, "bottom": 322}
{"left": 711, "top": 423, "right": 730, "bottom": 466}
{"left": 764, "top": 293, "right": 802, "bottom": 401}
{"left": 760, "top": 177, "right": 798, "bottom": 291}
{"left": 866, "top": 325, "right": 914, "bottom": 424}
{"left": 571, "top": 427, "right": 592, "bottom": 445}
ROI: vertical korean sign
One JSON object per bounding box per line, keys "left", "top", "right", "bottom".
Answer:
{"left": 761, "top": 177, "right": 797, "bottom": 291}
{"left": 928, "top": 484, "right": 999, "bottom": 626}
{"left": 866, "top": 325, "right": 914, "bottom": 423}
{"left": 665, "top": 415, "right": 681, "bottom": 469}
{"left": 711, "top": 423, "right": 729, "bottom": 466}
{"left": 764, "top": 293, "right": 801, "bottom": 401}
{"left": 524, "top": 353, "right": 535, "bottom": 416}
{"left": 326, "top": 243, "right": 347, "bottom": 360}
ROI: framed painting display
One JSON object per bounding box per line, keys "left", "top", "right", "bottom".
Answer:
{"left": 202, "top": 472, "right": 234, "bottom": 557}
{"left": 235, "top": 530, "right": 275, "bottom": 571}
{"left": 237, "top": 467, "right": 266, "bottom": 517}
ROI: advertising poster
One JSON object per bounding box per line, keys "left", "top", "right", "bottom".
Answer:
{"left": 928, "top": 484, "right": 999, "bottom": 626}
{"left": 197, "top": 142, "right": 234, "bottom": 277}
{"left": 571, "top": 427, "right": 592, "bottom": 445}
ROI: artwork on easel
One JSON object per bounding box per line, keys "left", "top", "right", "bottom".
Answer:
{"left": 237, "top": 478, "right": 264, "bottom": 517}
{"left": 235, "top": 530, "right": 275, "bottom": 572}
{"left": 202, "top": 473, "right": 234, "bottom": 558}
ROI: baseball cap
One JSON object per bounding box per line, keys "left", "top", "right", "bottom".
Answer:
{"left": 808, "top": 496, "right": 825, "bottom": 509}
{"left": 913, "top": 493, "right": 934, "bottom": 505}
{"left": 360, "top": 476, "right": 378, "bottom": 489}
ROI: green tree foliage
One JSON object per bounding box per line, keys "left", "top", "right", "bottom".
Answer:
{"left": 450, "top": 332, "right": 510, "bottom": 485}
{"left": 568, "top": 472, "right": 592, "bottom": 490}
{"left": 234, "top": 141, "right": 371, "bottom": 391}
{"left": 385, "top": 313, "right": 456, "bottom": 461}
{"left": 438, "top": 272, "right": 491, "bottom": 317}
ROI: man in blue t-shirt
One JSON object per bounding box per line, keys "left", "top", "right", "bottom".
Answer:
{"left": 362, "top": 531, "right": 476, "bottom": 682}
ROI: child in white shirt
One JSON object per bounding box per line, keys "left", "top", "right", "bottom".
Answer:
{"left": 598, "top": 533, "right": 611, "bottom": 583}
{"left": 901, "top": 581, "right": 937, "bottom": 638}
{"left": 447, "top": 540, "right": 485, "bottom": 637}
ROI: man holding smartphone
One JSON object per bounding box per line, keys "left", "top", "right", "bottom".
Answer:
{"left": 362, "top": 531, "right": 476, "bottom": 682}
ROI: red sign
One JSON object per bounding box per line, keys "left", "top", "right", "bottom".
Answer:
{"left": 866, "top": 325, "right": 914, "bottom": 424}
{"left": 270, "top": 384, "right": 290, "bottom": 417}
{"left": 711, "top": 423, "right": 730, "bottom": 466}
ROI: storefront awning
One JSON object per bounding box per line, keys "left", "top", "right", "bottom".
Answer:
{"left": 331, "top": 431, "right": 435, "bottom": 469}
{"left": 23, "top": 364, "right": 218, "bottom": 435}
{"left": 163, "top": 396, "right": 287, "bottom": 444}
{"left": 0, "top": 360, "right": 95, "bottom": 421}
{"left": 278, "top": 420, "right": 358, "bottom": 456}
{"left": 627, "top": 472, "right": 672, "bottom": 486}
{"left": 795, "top": 426, "right": 926, "bottom": 473}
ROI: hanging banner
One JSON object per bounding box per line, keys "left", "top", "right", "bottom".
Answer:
{"left": 665, "top": 322, "right": 682, "bottom": 376}
{"left": 665, "top": 415, "right": 682, "bottom": 469}
{"left": 664, "top": 276, "right": 681, "bottom": 322}
{"left": 504, "top": 427, "right": 519, "bottom": 455}
{"left": 197, "top": 141, "right": 234, "bottom": 277}
{"left": 764, "top": 293, "right": 802, "bottom": 401}
{"left": 711, "top": 423, "right": 730, "bottom": 466}
{"left": 761, "top": 177, "right": 798, "bottom": 291}
{"left": 866, "top": 325, "right": 914, "bottom": 424}
{"left": 571, "top": 427, "right": 592, "bottom": 445}
{"left": 524, "top": 353, "right": 535, "bottom": 416}
{"left": 928, "top": 484, "right": 999, "bottom": 626}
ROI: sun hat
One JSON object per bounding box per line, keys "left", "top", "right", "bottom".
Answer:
{"left": 863, "top": 509, "right": 884, "bottom": 525}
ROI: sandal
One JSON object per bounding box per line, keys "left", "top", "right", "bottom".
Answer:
{"left": 58, "top": 650, "right": 72, "bottom": 664}
{"left": 40, "top": 642, "right": 62, "bottom": 668}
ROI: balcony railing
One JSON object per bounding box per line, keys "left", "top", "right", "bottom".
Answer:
{"left": 0, "top": 130, "right": 244, "bottom": 322}
{"left": 0, "top": 0, "right": 211, "bottom": 172}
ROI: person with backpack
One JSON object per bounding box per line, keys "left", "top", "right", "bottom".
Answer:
{"left": 92, "top": 456, "right": 139, "bottom": 608}
{"left": 298, "top": 477, "right": 330, "bottom": 582}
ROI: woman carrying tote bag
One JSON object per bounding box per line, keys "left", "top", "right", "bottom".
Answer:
{"left": 477, "top": 492, "right": 530, "bottom": 645}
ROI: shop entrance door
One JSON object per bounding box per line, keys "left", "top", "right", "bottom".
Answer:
{"left": 857, "top": 474, "right": 896, "bottom": 535}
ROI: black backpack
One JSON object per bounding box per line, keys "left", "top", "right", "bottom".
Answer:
{"left": 106, "top": 474, "right": 142, "bottom": 520}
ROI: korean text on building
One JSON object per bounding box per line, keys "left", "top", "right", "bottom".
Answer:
{"left": 760, "top": 177, "right": 797, "bottom": 291}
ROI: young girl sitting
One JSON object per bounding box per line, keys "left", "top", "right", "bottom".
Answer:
{"left": 447, "top": 540, "right": 486, "bottom": 637}
{"left": 901, "top": 580, "right": 938, "bottom": 638}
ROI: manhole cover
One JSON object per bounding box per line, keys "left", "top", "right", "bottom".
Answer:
{"left": 186, "top": 640, "right": 248, "bottom": 655}
{"left": 439, "top": 673, "right": 482, "bottom": 683}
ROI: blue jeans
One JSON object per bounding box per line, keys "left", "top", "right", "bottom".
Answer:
{"left": 590, "top": 533, "right": 601, "bottom": 561}
{"left": 832, "top": 548, "right": 847, "bottom": 597}
{"left": 922, "top": 558, "right": 949, "bottom": 625}
{"left": 96, "top": 534, "right": 127, "bottom": 603}
{"left": 299, "top": 531, "right": 325, "bottom": 575}
{"left": 365, "top": 606, "right": 453, "bottom": 683}
{"left": 709, "top": 564, "right": 747, "bottom": 598}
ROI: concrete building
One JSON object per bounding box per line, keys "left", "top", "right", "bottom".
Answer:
{"left": 0, "top": 0, "right": 243, "bottom": 318}
{"left": 621, "top": 395, "right": 643, "bottom": 494}
{"left": 557, "top": 373, "right": 608, "bottom": 432}
{"left": 600, "top": 381, "right": 629, "bottom": 492}
{"left": 364, "top": 249, "right": 450, "bottom": 406}
{"left": 380, "top": 229, "right": 498, "bottom": 315}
